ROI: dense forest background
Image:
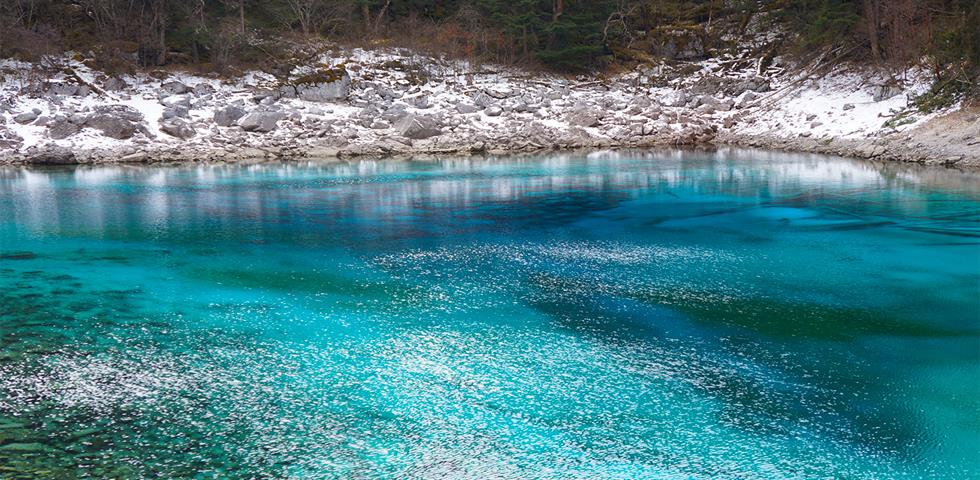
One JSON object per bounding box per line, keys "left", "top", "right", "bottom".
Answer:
{"left": 0, "top": 0, "right": 977, "bottom": 79}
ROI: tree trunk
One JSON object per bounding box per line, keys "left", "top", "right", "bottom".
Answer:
{"left": 155, "top": 0, "right": 167, "bottom": 66}
{"left": 553, "top": 0, "right": 564, "bottom": 23}
{"left": 522, "top": 24, "right": 528, "bottom": 58}
{"left": 549, "top": 0, "right": 564, "bottom": 48}
{"left": 362, "top": 3, "right": 371, "bottom": 36}
{"left": 374, "top": 0, "right": 391, "bottom": 33}
{"left": 239, "top": 0, "right": 246, "bottom": 35}
{"left": 865, "top": 0, "right": 882, "bottom": 63}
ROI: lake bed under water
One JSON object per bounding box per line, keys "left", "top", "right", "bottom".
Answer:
{"left": 0, "top": 149, "right": 978, "bottom": 478}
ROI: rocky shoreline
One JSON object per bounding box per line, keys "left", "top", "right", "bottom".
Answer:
{"left": 1, "top": 48, "right": 976, "bottom": 168}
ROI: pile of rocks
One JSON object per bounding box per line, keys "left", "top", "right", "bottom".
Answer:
{"left": 0, "top": 47, "right": 972, "bottom": 166}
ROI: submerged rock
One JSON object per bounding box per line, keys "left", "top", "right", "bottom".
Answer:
{"left": 0, "top": 442, "right": 52, "bottom": 453}
{"left": 0, "top": 251, "right": 37, "bottom": 260}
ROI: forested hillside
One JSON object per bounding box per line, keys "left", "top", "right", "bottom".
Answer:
{"left": 1, "top": 1, "right": 977, "bottom": 76}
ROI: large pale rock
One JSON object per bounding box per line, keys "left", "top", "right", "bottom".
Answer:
{"left": 26, "top": 145, "right": 75, "bottom": 165}
{"left": 295, "top": 71, "right": 352, "bottom": 102}
{"left": 161, "top": 95, "right": 191, "bottom": 109}
{"left": 395, "top": 114, "right": 442, "bottom": 139}
{"left": 160, "top": 118, "right": 196, "bottom": 139}
{"left": 735, "top": 91, "right": 758, "bottom": 109}
{"left": 873, "top": 83, "right": 903, "bottom": 102}
{"left": 455, "top": 103, "right": 482, "bottom": 114}
{"left": 653, "top": 29, "right": 705, "bottom": 60}
{"left": 13, "top": 112, "right": 38, "bottom": 124}
{"left": 193, "top": 83, "right": 217, "bottom": 95}
{"left": 92, "top": 105, "right": 144, "bottom": 123}
{"left": 691, "top": 75, "right": 771, "bottom": 97}
{"left": 48, "top": 119, "right": 80, "bottom": 139}
{"left": 0, "top": 128, "right": 23, "bottom": 149}
{"left": 86, "top": 116, "right": 136, "bottom": 139}
{"left": 213, "top": 106, "right": 246, "bottom": 127}
{"left": 471, "top": 92, "right": 495, "bottom": 108}
{"left": 104, "top": 77, "right": 129, "bottom": 91}
{"left": 632, "top": 97, "right": 653, "bottom": 109}
{"left": 406, "top": 95, "right": 431, "bottom": 109}
{"left": 162, "top": 106, "right": 189, "bottom": 119}
{"left": 670, "top": 92, "right": 690, "bottom": 108}
{"left": 567, "top": 107, "right": 602, "bottom": 127}
{"left": 160, "top": 81, "right": 191, "bottom": 96}
{"left": 46, "top": 83, "right": 80, "bottom": 97}
{"left": 382, "top": 106, "right": 409, "bottom": 123}
{"left": 511, "top": 102, "right": 533, "bottom": 113}
{"left": 486, "top": 87, "right": 515, "bottom": 99}
{"left": 238, "top": 111, "right": 283, "bottom": 132}
{"left": 79, "top": 104, "right": 144, "bottom": 139}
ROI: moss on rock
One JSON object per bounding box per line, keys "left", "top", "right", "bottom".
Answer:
{"left": 292, "top": 64, "right": 348, "bottom": 86}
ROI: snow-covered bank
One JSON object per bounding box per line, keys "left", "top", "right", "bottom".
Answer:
{"left": 719, "top": 68, "right": 979, "bottom": 167}
{"left": 0, "top": 48, "right": 976, "bottom": 167}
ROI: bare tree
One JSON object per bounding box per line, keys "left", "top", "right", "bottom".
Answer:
{"left": 285, "top": 0, "right": 319, "bottom": 35}
{"left": 373, "top": 0, "right": 392, "bottom": 34}
{"left": 604, "top": 0, "right": 641, "bottom": 47}
{"left": 2, "top": 0, "right": 38, "bottom": 27}
{"left": 78, "top": 0, "right": 137, "bottom": 41}
{"left": 218, "top": 0, "right": 246, "bottom": 35}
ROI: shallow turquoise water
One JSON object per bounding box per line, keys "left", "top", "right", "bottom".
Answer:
{"left": 0, "top": 149, "right": 978, "bottom": 479}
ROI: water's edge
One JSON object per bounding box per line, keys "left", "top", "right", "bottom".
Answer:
{"left": 3, "top": 141, "right": 979, "bottom": 171}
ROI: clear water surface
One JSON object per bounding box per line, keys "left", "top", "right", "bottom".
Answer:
{"left": 0, "top": 149, "right": 978, "bottom": 479}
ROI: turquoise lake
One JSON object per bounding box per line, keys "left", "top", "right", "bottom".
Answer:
{"left": 0, "top": 149, "right": 978, "bottom": 479}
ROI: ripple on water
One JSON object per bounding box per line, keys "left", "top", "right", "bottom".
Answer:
{"left": 1, "top": 154, "right": 977, "bottom": 479}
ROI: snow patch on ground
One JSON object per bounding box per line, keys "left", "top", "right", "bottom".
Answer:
{"left": 0, "top": 48, "right": 970, "bottom": 166}
{"left": 734, "top": 68, "right": 938, "bottom": 140}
